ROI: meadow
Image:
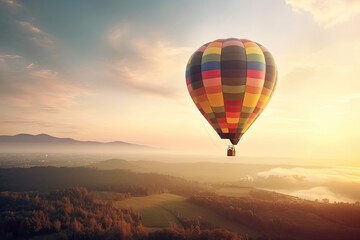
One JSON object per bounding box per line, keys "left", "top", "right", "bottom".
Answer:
{"left": 113, "top": 193, "right": 258, "bottom": 237}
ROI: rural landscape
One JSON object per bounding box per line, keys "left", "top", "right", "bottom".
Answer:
{"left": 1, "top": 0, "right": 360, "bottom": 239}
{"left": 1, "top": 134, "right": 360, "bottom": 239}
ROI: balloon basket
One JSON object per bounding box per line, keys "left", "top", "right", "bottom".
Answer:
{"left": 227, "top": 145, "right": 236, "bottom": 156}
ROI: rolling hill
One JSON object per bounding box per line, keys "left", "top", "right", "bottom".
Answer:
{"left": 89, "top": 158, "right": 275, "bottom": 183}
{"left": 0, "top": 167, "right": 202, "bottom": 194}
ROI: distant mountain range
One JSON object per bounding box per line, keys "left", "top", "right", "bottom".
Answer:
{"left": 0, "top": 133, "right": 151, "bottom": 153}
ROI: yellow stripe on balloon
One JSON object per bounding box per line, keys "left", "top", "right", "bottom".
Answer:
{"left": 207, "top": 93, "right": 224, "bottom": 107}
{"left": 199, "top": 101, "right": 213, "bottom": 114}
{"left": 227, "top": 118, "right": 239, "bottom": 124}
{"left": 244, "top": 47, "right": 263, "bottom": 55}
{"left": 203, "top": 47, "right": 221, "bottom": 55}
{"left": 243, "top": 93, "right": 260, "bottom": 107}
{"left": 259, "top": 94, "right": 270, "bottom": 102}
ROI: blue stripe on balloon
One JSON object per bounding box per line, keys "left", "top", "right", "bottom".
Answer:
{"left": 201, "top": 61, "right": 221, "bottom": 71}
{"left": 185, "top": 68, "right": 190, "bottom": 78}
{"left": 247, "top": 61, "right": 265, "bottom": 71}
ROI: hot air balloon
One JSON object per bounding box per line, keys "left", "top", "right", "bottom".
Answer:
{"left": 185, "top": 38, "right": 277, "bottom": 156}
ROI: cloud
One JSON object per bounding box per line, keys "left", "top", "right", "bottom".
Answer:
{"left": 1, "top": 0, "right": 21, "bottom": 8}
{"left": 1, "top": 120, "right": 53, "bottom": 128}
{"left": 105, "top": 25, "right": 192, "bottom": 97}
{"left": 255, "top": 167, "right": 360, "bottom": 202}
{"left": 26, "top": 63, "right": 34, "bottom": 69}
{"left": 107, "top": 24, "right": 129, "bottom": 49}
{"left": 0, "top": 54, "right": 22, "bottom": 63}
{"left": 17, "top": 21, "right": 54, "bottom": 48}
{"left": 257, "top": 167, "right": 360, "bottom": 183}
{"left": 290, "top": 187, "right": 353, "bottom": 202}
{"left": 286, "top": 0, "right": 360, "bottom": 27}
{"left": 0, "top": 54, "right": 23, "bottom": 70}
{"left": 18, "top": 21, "right": 42, "bottom": 34}
{"left": 0, "top": 54, "right": 22, "bottom": 59}
{"left": 1, "top": 119, "right": 81, "bottom": 131}
{"left": 31, "top": 69, "right": 58, "bottom": 79}
{"left": 1, "top": 67, "right": 91, "bottom": 113}
{"left": 2, "top": 80, "right": 86, "bottom": 113}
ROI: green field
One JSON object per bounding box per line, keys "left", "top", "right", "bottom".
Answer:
{"left": 114, "top": 194, "right": 182, "bottom": 228}
{"left": 114, "top": 193, "right": 259, "bottom": 237}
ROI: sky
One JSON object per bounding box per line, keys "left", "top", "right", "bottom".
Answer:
{"left": 1, "top": 0, "right": 360, "bottom": 166}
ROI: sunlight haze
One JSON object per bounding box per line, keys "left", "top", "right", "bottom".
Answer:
{"left": 1, "top": 0, "right": 360, "bottom": 166}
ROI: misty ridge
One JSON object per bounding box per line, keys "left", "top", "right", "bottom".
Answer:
{"left": 0, "top": 133, "right": 154, "bottom": 153}
{"left": 1, "top": 150, "right": 360, "bottom": 203}
{"left": 89, "top": 159, "right": 360, "bottom": 203}
{"left": 0, "top": 134, "right": 359, "bottom": 203}
{"left": 1, "top": 133, "right": 360, "bottom": 239}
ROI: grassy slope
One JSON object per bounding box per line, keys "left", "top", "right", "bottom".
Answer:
{"left": 113, "top": 193, "right": 259, "bottom": 237}
{"left": 114, "top": 194, "right": 182, "bottom": 228}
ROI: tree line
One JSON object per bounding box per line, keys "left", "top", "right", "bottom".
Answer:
{"left": 0, "top": 188, "right": 244, "bottom": 240}
{"left": 0, "top": 167, "right": 205, "bottom": 196}
{"left": 189, "top": 191, "right": 360, "bottom": 240}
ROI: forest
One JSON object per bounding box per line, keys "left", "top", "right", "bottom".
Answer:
{"left": 1, "top": 167, "right": 360, "bottom": 239}
{"left": 0, "top": 188, "right": 243, "bottom": 240}
{"left": 0, "top": 167, "right": 204, "bottom": 196}
{"left": 189, "top": 192, "right": 360, "bottom": 240}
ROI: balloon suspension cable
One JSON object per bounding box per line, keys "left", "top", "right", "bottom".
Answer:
{"left": 227, "top": 144, "right": 236, "bottom": 157}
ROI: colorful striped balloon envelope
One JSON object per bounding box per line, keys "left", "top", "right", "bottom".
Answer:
{"left": 185, "top": 38, "right": 277, "bottom": 156}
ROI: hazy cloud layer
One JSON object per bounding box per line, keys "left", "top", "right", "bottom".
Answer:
{"left": 0, "top": 54, "right": 90, "bottom": 113}
{"left": 286, "top": 0, "right": 360, "bottom": 27}
{"left": 256, "top": 167, "right": 360, "bottom": 202}
{"left": 0, "top": 119, "right": 81, "bottom": 131}
{"left": 105, "top": 24, "right": 192, "bottom": 97}
{"left": 290, "top": 187, "right": 353, "bottom": 202}
{"left": 0, "top": 54, "right": 22, "bottom": 66}
{"left": 17, "top": 20, "right": 54, "bottom": 48}
{"left": 1, "top": 0, "right": 21, "bottom": 8}
{"left": 18, "top": 21, "right": 41, "bottom": 33}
